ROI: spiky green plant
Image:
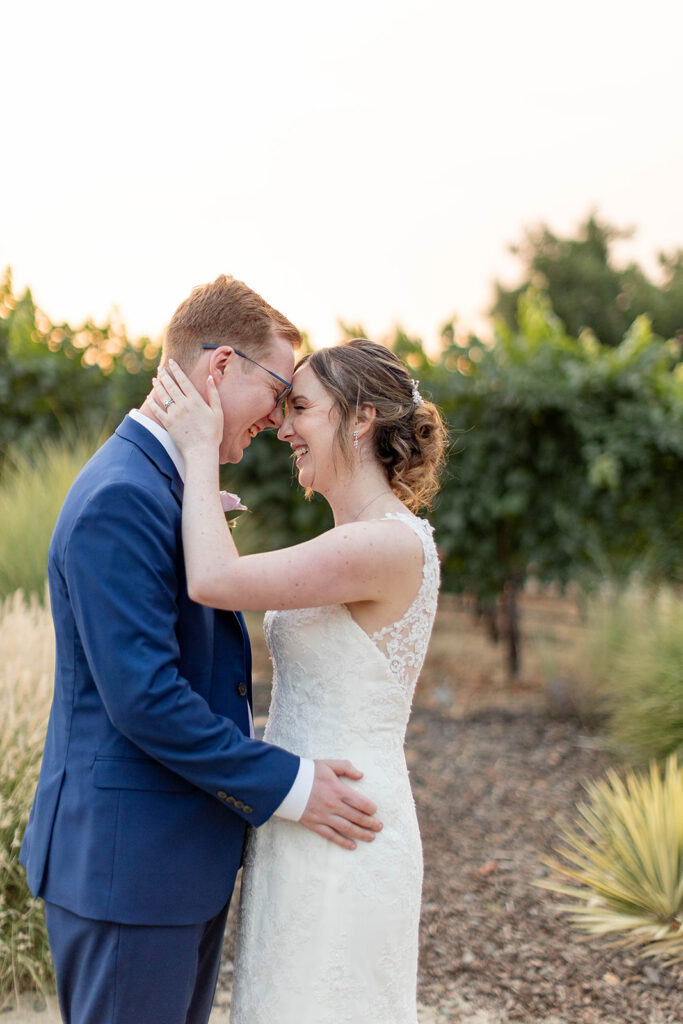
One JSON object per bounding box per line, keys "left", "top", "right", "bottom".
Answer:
{"left": 539, "top": 755, "right": 683, "bottom": 964}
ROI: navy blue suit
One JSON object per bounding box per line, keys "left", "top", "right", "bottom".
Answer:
{"left": 20, "top": 415, "right": 299, "bottom": 1022}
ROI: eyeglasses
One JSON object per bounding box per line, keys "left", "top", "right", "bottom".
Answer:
{"left": 202, "top": 345, "right": 292, "bottom": 404}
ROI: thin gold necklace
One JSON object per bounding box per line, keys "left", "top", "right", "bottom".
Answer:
{"left": 350, "top": 491, "right": 393, "bottom": 522}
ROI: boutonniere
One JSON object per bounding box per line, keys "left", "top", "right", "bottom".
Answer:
{"left": 220, "top": 490, "right": 248, "bottom": 529}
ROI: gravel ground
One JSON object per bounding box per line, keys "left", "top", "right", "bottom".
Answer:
{"left": 405, "top": 705, "right": 683, "bottom": 1023}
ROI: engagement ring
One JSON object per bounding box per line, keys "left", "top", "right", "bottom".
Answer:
{"left": 163, "top": 398, "right": 175, "bottom": 409}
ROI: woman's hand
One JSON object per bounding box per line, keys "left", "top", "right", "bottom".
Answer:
{"left": 151, "top": 359, "right": 223, "bottom": 457}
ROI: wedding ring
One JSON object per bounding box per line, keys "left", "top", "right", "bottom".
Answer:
{"left": 163, "top": 398, "right": 175, "bottom": 409}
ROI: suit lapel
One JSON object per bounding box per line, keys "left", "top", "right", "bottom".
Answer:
{"left": 170, "top": 474, "right": 184, "bottom": 506}
{"left": 116, "top": 416, "right": 246, "bottom": 640}
{"left": 116, "top": 415, "right": 184, "bottom": 506}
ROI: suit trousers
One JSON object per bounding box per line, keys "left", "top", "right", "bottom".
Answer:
{"left": 44, "top": 899, "right": 231, "bottom": 1024}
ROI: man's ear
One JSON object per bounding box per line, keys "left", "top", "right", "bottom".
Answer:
{"left": 206, "top": 346, "right": 235, "bottom": 380}
{"left": 353, "top": 403, "right": 377, "bottom": 441}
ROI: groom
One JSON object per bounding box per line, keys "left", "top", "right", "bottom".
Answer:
{"left": 20, "top": 275, "right": 381, "bottom": 1024}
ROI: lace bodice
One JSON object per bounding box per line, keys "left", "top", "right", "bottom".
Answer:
{"left": 262, "top": 512, "right": 439, "bottom": 757}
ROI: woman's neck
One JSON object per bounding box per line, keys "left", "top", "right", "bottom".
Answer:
{"left": 327, "top": 467, "right": 402, "bottom": 527}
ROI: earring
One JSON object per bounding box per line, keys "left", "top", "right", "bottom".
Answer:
{"left": 353, "top": 430, "right": 359, "bottom": 450}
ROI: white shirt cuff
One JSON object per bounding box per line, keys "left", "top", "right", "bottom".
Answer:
{"left": 272, "top": 757, "right": 315, "bottom": 821}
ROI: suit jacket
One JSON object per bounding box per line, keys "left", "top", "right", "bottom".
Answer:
{"left": 20, "top": 415, "right": 299, "bottom": 925}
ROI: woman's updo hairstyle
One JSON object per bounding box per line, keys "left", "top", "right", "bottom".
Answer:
{"left": 297, "top": 339, "right": 447, "bottom": 511}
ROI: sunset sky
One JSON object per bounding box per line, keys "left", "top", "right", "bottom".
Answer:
{"left": 3, "top": 0, "right": 682, "bottom": 351}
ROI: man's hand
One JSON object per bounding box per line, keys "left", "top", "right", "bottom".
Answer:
{"left": 299, "top": 760, "right": 382, "bottom": 850}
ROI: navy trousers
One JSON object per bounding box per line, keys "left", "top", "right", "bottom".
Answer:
{"left": 44, "top": 900, "right": 231, "bottom": 1024}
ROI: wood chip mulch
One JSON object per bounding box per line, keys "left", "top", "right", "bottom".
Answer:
{"left": 409, "top": 705, "right": 683, "bottom": 1023}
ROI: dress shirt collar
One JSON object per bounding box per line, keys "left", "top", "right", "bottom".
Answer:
{"left": 129, "top": 408, "right": 185, "bottom": 482}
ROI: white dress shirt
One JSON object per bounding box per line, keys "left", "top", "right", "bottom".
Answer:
{"left": 128, "top": 409, "right": 314, "bottom": 821}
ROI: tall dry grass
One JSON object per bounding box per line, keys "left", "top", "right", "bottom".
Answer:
{"left": 0, "top": 432, "right": 99, "bottom": 1001}
{"left": 536, "top": 587, "right": 683, "bottom": 762}
{"left": 0, "top": 590, "right": 55, "bottom": 1003}
{"left": 600, "top": 590, "right": 683, "bottom": 763}
{"left": 0, "top": 432, "right": 102, "bottom": 600}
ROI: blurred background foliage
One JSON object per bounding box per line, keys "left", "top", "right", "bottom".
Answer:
{"left": 0, "top": 269, "right": 158, "bottom": 461}
{"left": 1, "top": 212, "right": 682, "bottom": 677}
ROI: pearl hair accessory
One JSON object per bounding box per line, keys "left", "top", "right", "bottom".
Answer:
{"left": 410, "top": 379, "right": 424, "bottom": 406}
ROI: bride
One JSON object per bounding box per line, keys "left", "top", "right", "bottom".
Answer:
{"left": 152, "top": 339, "right": 446, "bottom": 1024}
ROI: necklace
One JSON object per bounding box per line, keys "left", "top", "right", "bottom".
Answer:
{"left": 350, "top": 491, "right": 394, "bottom": 522}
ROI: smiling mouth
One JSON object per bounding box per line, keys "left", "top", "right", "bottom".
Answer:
{"left": 293, "top": 445, "right": 310, "bottom": 463}
{"left": 248, "top": 426, "right": 259, "bottom": 438}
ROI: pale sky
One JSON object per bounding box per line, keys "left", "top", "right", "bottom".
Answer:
{"left": 3, "top": 0, "right": 682, "bottom": 351}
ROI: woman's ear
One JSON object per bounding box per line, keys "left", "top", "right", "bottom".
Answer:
{"left": 353, "top": 403, "right": 377, "bottom": 441}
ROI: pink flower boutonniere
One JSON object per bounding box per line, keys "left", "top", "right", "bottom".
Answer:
{"left": 220, "top": 491, "right": 247, "bottom": 513}
{"left": 220, "top": 490, "right": 248, "bottom": 529}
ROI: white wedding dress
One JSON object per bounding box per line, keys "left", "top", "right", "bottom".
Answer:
{"left": 230, "top": 513, "right": 440, "bottom": 1024}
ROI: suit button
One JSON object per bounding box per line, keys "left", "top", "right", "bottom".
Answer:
{"left": 217, "top": 790, "right": 228, "bottom": 801}
{"left": 235, "top": 800, "right": 245, "bottom": 810}
{"left": 243, "top": 805, "right": 254, "bottom": 814}
{"left": 237, "top": 683, "right": 248, "bottom": 697}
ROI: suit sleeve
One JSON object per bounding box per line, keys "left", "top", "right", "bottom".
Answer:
{"left": 63, "top": 479, "right": 299, "bottom": 826}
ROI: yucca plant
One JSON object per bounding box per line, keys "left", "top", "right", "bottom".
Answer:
{"left": 539, "top": 755, "right": 683, "bottom": 964}
{"left": 0, "top": 590, "right": 55, "bottom": 1003}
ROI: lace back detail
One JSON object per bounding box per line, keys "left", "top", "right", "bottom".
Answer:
{"left": 369, "top": 512, "right": 440, "bottom": 699}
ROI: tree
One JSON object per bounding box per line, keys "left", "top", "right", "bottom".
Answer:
{"left": 492, "top": 213, "right": 683, "bottom": 347}
{"left": 410, "top": 293, "right": 683, "bottom": 677}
